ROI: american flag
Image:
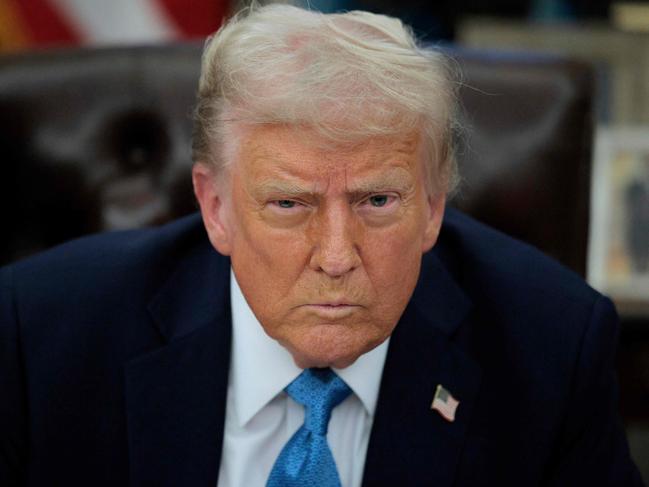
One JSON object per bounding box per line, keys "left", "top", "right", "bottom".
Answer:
{"left": 431, "top": 384, "right": 459, "bottom": 422}
{"left": 0, "top": 0, "right": 229, "bottom": 52}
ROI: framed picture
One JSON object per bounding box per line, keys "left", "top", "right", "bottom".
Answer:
{"left": 588, "top": 127, "right": 649, "bottom": 316}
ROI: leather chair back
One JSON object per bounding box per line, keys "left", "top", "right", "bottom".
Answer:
{"left": 0, "top": 44, "right": 595, "bottom": 274}
{"left": 452, "top": 48, "right": 594, "bottom": 276}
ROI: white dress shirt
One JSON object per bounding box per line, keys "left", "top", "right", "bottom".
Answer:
{"left": 217, "top": 270, "right": 390, "bottom": 487}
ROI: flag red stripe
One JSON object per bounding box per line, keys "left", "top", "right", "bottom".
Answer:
{"left": 13, "top": 0, "right": 79, "bottom": 45}
{"left": 157, "top": 0, "right": 228, "bottom": 38}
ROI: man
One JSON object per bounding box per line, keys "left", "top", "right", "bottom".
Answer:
{"left": 0, "top": 4, "right": 643, "bottom": 487}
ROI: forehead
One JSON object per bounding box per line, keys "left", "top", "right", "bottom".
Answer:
{"left": 235, "top": 125, "right": 422, "bottom": 181}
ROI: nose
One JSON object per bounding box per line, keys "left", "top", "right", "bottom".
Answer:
{"left": 308, "top": 203, "right": 361, "bottom": 277}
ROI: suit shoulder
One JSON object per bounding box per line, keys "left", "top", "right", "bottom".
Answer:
{"left": 433, "top": 209, "right": 601, "bottom": 311}
{"left": 4, "top": 213, "right": 211, "bottom": 311}
{"left": 428, "top": 211, "right": 619, "bottom": 412}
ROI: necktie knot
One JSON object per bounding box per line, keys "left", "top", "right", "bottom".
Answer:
{"left": 285, "top": 368, "right": 352, "bottom": 436}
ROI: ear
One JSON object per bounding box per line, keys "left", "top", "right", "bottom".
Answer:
{"left": 421, "top": 193, "right": 446, "bottom": 253}
{"left": 192, "top": 163, "right": 234, "bottom": 256}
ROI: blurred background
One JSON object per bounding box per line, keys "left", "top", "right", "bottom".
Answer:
{"left": 1, "top": 0, "right": 647, "bottom": 479}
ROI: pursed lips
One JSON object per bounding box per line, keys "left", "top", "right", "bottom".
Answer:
{"left": 301, "top": 302, "right": 363, "bottom": 319}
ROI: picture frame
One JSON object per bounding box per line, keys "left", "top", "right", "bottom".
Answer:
{"left": 588, "top": 127, "right": 649, "bottom": 316}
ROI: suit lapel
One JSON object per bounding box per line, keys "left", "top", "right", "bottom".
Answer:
{"left": 362, "top": 251, "right": 482, "bottom": 487}
{"left": 124, "top": 242, "right": 231, "bottom": 487}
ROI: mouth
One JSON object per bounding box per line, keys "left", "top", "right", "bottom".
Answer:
{"left": 302, "top": 303, "right": 361, "bottom": 319}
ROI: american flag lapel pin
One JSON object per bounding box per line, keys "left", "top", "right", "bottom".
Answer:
{"left": 431, "top": 384, "right": 459, "bottom": 422}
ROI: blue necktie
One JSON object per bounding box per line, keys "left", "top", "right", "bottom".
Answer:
{"left": 266, "top": 368, "right": 352, "bottom": 487}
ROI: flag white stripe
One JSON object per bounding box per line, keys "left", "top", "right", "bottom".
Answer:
{"left": 50, "top": 0, "right": 179, "bottom": 44}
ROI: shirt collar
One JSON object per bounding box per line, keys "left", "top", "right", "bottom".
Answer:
{"left": 229, "top": 269, "right": 390, "bottom": 427}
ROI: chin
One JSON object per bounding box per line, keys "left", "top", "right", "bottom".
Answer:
{"left": 291, "top": 351, "right": 359, "bottom": 370}
{"left": 282, "top": 324, "right": 384, "bottom": 369}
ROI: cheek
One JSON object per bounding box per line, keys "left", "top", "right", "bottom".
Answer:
{"left": 229, "top": 215, "right": 313, "bottom": 327}
{"left": 231, "top": 191, "right": 309, "bottom": 275}
{"left": 235, "top": 221, "right": 310, "bottom": 276}
{"left": 363, "top": 213, "right": 425, "bottom": 273}
{"left": 361, "top": 223, "right": 424, "bottom": 307}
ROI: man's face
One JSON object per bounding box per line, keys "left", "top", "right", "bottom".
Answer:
{"left": 194, "top": 125, "right": 445, "bottom": 368}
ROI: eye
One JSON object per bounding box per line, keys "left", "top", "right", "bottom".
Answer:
{"left": 263, "top": 198, "right": 309, "bottom": 228}
{"left": 368, "top": 195, "right": 389, "bottom": 207}
{"left": 357, "top": 193, "right": 399, "bottom": 219}
{"left": 268, "top": 199, "right": 308, "bottom": 213}
{"left": 276, "top": 200, "right": 296, "bottom": 209}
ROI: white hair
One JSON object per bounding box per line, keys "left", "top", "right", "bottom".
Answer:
{"left": 192, "top": 3, "right": 459, "bottom": 193}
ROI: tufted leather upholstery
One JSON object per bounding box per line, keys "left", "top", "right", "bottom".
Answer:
{"left": 0, "top": 43, "right": 594, "bottom": 274}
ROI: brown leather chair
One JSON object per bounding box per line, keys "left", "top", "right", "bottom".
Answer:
{"left": 0, "top": 44, "right": 595, "bottom": 274}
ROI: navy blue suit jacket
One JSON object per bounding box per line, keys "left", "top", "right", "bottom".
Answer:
{"left": 0, "top": 209, "right": 643, "bottom": 486}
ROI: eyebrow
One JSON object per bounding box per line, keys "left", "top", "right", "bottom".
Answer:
{"left": 255, "top": 180, "right": 316, "bottom": 198}
{"left": 346, "top": 168, "right": 415, "bottom": 195}
{"left": 256, "top": 167, "right": 415, "bottom": 199}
